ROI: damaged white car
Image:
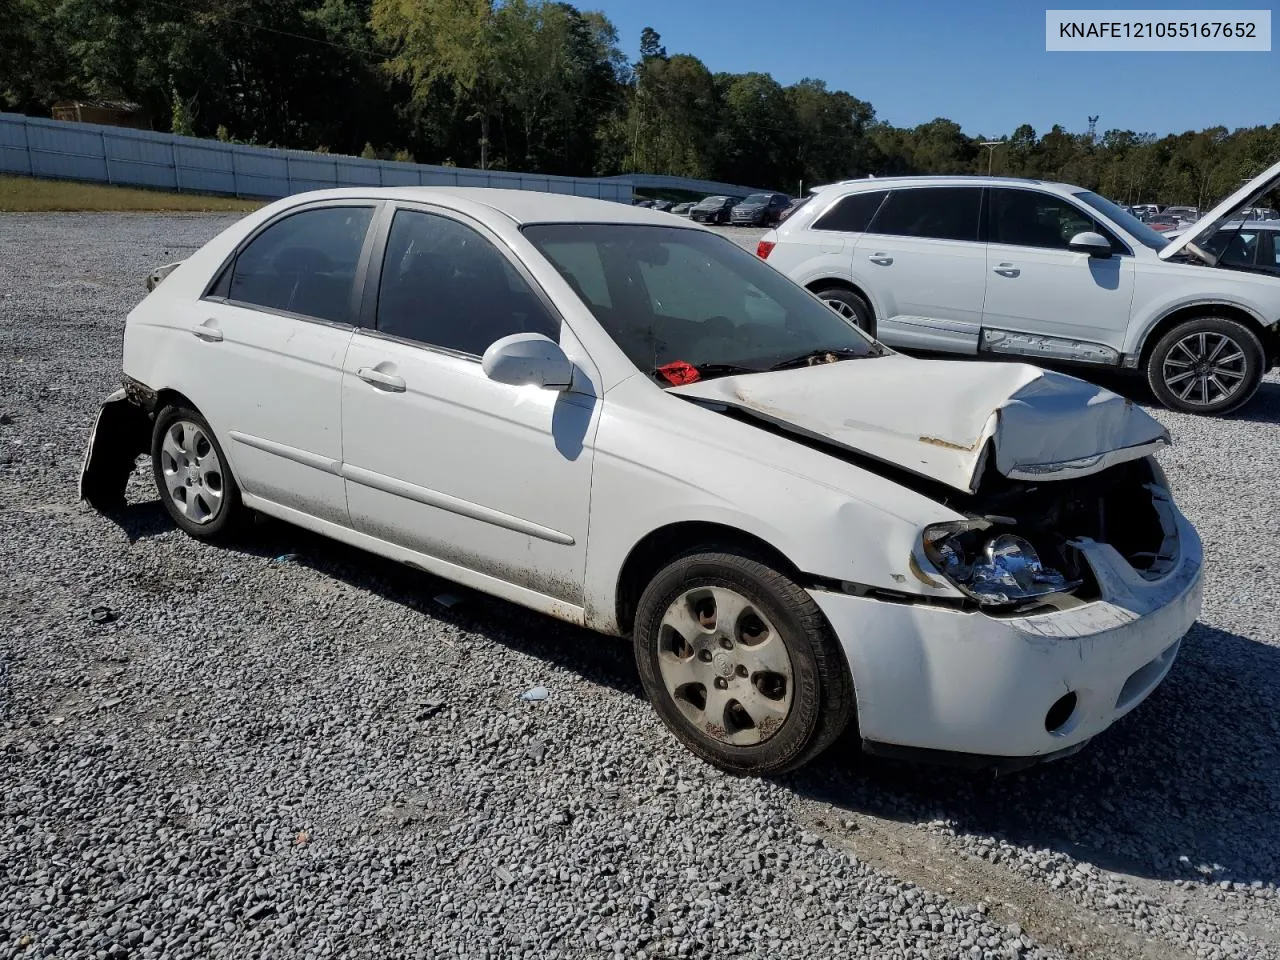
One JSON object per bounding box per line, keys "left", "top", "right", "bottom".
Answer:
{"left": 81, "top": 189, "right": 1203, "bottom": 776}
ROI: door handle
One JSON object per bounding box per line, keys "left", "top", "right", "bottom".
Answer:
{"left": 868, "top": 254, "right": 894, "bottom": 266}
{"left": 993, "top": 263, "right": 1021, "bottom": 278}
{"left": 356, "top": 367, "right": 406, "bottom": 392}
{"left": 190, "top": 320, "right": 223, "bottom": 342}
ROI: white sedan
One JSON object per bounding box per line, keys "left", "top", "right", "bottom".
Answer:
{"left": 81, "top": 188, "right": 1203, "bottom": 776}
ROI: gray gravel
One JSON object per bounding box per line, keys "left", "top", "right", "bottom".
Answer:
{"left": 2, "top": 212, "right": 1279, "bottom": 960}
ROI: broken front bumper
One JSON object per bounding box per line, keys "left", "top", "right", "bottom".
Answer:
{"left": 811, "top": 511, "right": 1203, "bottom": 762}
{"left": 79, "top": 387, "right": 152, "bottom": 510}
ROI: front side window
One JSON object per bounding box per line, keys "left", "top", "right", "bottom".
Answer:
{"left": 376, "top": 210, "right": 559, "bottom": 356}
{"left": 524, "top": 224, "right": 881, "bottom": 383}
{"left": 988, "top": 189, "right": 1099, "bottom": 250}
{"left": 226, "top": 206, "right": 374, "bottom": 323}
{"left": 868, "top": 187, "right": 981, "bottom": 242}
{"left": 812, "top": 190, "right": 888, "bottom": 233}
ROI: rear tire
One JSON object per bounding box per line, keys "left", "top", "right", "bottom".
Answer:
{"left": 814, "top": 286, "right": 875, "bottom": 336}
{"left": 634, "top": 548, "right": 853, "bottom": 776}
{"left": 151, "top": 405, "right": 244, "bottom": 540}
{"left": 1146, "top": 316, "right": 1264, "bottom": 415}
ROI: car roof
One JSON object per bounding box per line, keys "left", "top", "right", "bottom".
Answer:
{"left": 811, "top": 175, "right": 1082, "bottom": 193}
{"left": 276, "top": 186, "right": 691, "bottom": 227}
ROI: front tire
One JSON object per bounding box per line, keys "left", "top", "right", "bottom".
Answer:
{"left": 814, "top": 286, "right": 875, "bottom": 336}
{"left": 151, "top": 405, "right": 244, "bottom": 540}
{"left": 634, "top": 549, "right": 853, "bottom": 776}
{"left": 1146, "top": 317, "right": 1264, "bottom": 415}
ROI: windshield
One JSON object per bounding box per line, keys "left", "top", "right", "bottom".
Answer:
{"left": 743, "top": 193, "right": 772, "bottom": 204}
{"left": 697, "top": 196, "right": 727, "bottom": 207}
{"left": 1073, "top": 191, "right": 1170, "bottom": 252}
{"left": 523, "top": 223, "right": 883, "bottom": 384}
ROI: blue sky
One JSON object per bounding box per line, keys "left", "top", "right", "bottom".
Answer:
{"left": 594, "top": 0, "right": 1277, "bottom": 137}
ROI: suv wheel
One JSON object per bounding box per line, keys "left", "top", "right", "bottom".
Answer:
{"left": 1146, "top": 317, "right": 1264, "bottom": 415}
{"left": 152, "top": 405, "right": 245, "bottom": 539}
{"left": 813, "top": 286, "right": 874, "bottom": 335}
{"left": 633, "top": 548, "right": 853, "bottom": 776}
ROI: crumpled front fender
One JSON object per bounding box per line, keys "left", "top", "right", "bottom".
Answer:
{"left": 79, "top": 389, "right": 151, "bottom": 510}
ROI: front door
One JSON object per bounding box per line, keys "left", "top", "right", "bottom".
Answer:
{"left": 340, "top": 205, "right": 597, "bottom": 603}
{"left": 981, "top": 188, "right": 1136, "bottom": 357}
{"left": 851, "top": 185, "right": 988, "bottom": 354}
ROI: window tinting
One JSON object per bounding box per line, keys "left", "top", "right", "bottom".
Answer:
{"left": 376, "top": 210, "right": 559, "bottom": 355}
{"left": 227, "top": 206, "right": 374, "bottom": 323}
{"left": 812, "top": 190, "right": 888, "bottom": 233}
{"left": 989, "top": 189, "right": 1101, "bottom": 250}
{"left": 868, "top": 188, "right": 981, "bottom": 241}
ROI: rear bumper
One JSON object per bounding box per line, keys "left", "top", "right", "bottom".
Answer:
{"left": 811, "top": 511, "right": 1203, "bottom": 761}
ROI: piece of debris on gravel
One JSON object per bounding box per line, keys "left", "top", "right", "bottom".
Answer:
{"left": 2, "top": 213, "right": 1279, "bottom": 959}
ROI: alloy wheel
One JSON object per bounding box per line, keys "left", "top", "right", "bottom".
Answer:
{"left": 656, "top": 586, "right": 794, "bottom": 746}
{"left": 158, "top": 419, "right": 225, "bottom": 524}
{"left": 1161, "top": 331, "right": 1248, "bottom": 407}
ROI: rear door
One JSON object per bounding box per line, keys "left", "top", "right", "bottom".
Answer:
{"left": 981, "top": 188, "right": 1135, "bottom": 357}
{"left": 190, "top": 201, "right": 377, "bottom": 524}
{"left": 850, "top": 186, "right": 987, "bottom": 353}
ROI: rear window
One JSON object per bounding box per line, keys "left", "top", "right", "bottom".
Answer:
{"left": 868, "top": 187, "right": 981, "bottom": 242}
{"left": 812, "top": 190, "right": 888, "bottom": 233}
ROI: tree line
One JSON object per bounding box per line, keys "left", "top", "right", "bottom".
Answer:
{"left": 2, "top": 0, "right": 1277, "bottom": 206}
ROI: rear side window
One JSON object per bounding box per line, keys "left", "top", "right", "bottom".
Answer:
{"left": 226, "top": 206, "right": 374, "bottom": 323}
{"left": 376, "top": 209, "right": 559, "bottom": 356}
{"left": 812, "top": 190, "right": 888, "bottom": 233}
{"left": 868, "top": 187, "right": 981, "bottom": 242}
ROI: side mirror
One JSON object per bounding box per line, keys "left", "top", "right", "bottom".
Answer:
{"left": 1068, "top": 231, "right": 1113, "bottom": 258}
{"left": 482, "top": 333, "right": 573, "bottom": 391}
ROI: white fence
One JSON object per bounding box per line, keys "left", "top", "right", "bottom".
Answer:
{"left": 0, "top": 113, "right": 635, "bottom": 201}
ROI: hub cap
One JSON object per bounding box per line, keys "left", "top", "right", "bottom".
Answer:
{"left": 823, "top": 298, "right": 857, "bottom": 320}
{"left": 1162, "top": 331, "right": 1247, "bottom": 406}
{"left": 656, "top": 587, "right": 794, "bottom": 746}
{"left": 159, "top": 420, "right": 224, "bottom": 524}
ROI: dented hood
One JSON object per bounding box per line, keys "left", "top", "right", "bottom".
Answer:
{"left": 669, "top": 356, "right": 1170, "bottom": 494}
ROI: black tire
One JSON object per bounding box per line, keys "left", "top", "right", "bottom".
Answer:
{"left": 813, "top": 286, "right": 875, "bottom": 336}
{"left": 634, "top": 549, "right": 854, "bottom": 776}
{"left": 1146, "top": 316, "right": 1265, "bottom": 415}
{"left": 151, "top": 405, "right": 245, "bottom": 540}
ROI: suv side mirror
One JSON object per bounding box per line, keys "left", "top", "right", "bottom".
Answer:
{"left": 1068, "top": 231, "right": 1113, "bottom": 258}
{"left": 482, "top": 333, "right": 573, "bottom": 390}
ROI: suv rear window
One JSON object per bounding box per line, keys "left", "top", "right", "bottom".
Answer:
{"left": 868, "top": 187, "right": 981, "bottom": 242}
{"left": 812, "top": 190, "right": 888, "bottom": 233}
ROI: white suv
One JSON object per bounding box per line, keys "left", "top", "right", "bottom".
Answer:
{"left": 759, "top": 163, "right": 1280, "bottom": 414}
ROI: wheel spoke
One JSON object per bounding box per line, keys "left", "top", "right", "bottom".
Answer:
{"left": 1171, "top": 341, "right": 1198, "bottom": 364}
{"left": 660, "top": 599, "right": 705, "bottom": 647}
{"left": 700, "top": 683, "right": 732, "bottom": 730}
{"left": 1175, "top": 377, "right": 1197, "bottom": 401}
{"left": 706, "top": 587, "right": 752, "bottom": 636}
{"left": 161, "top": 429, "right": 185, "bottom": 468}
{"left": 1164, "top": 369, "right": 1195, "bottom": 386}
{"left": 739, "top": 632, "right": 790, "bottom": 676}
{"left": 1214, "top": 351, "right": 1244, "bottom": 367}
{"left": 1207, "top": 374, "right": 1234, "bottom": 400}
{"left": 1211, "top": 367, "right": 1245, "bottom": 381}
{"left": 1206, "top": 335, "right": 1230, "bottom": 363}
{"left": 178, "top": 424, "right": 198, "bottom": 458}
{"left": 657, "top": 650, "right": 705, "bottom": 694}
{"left": 736, "top": 684, "right": 789, "bottom": 728}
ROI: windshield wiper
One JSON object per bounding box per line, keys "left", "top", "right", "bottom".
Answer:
{"left": 768, "top": 346, "right": 876, "bottom": 371}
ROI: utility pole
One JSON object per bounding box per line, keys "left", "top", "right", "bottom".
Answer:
{"left": 980, "top": 141, "right": 1002, "bottom": 176}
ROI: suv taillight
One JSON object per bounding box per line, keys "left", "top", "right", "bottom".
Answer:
{"left": 756, "top": 240, "right": 775, "bottom": 259}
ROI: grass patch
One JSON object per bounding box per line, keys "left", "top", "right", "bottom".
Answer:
{"left": 0, "top": 176, "right": 263, "bottom": 212}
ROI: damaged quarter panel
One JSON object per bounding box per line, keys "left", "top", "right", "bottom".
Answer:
{"left": 581, "top": 374, "right": 974, "bottom": 635}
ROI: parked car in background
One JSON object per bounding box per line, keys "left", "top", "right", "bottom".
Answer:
{"left": 632, "top": 199, "right": 655, "bottom": 208}
{"left": 1163, "top": 206, "right": 1200, "bottom": 224}
{"left": 1242, "top": 206, "right": 1280, "bottom": 221}
{"left": 651, "top": 200, "right": 674, "bottom": 212}
{"left": 778, "top": 197, "right": 811, "bottom": 224}
{"left": 671, "top": 202, "right": 695, "bottom": 216}
{"left": 730, "top": 192, "right": 792, "bottom": 227}
{"left": 690, "top": 195, "right": 739, "bottom": 224}
{"left": 80, "top": 186, "right": 1202, "bottom": 777}
{"left": 759, "top": 165, "right": 1280, "bottom": 414}
{"left": 1131, "top": 203, "right": 1164, "bottom": 218}
{"left": 1142, "top": 213, "right": 1182, "bottom": 233}
{"left": 1166, "top": 220, "right": 1280, "bottom": 277}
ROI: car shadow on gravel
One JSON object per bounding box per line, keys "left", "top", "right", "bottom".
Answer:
{"left": 787, "top": 621, "right": 1280, "bottom": 888}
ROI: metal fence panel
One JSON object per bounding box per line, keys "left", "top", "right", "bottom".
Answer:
{"left": 0, "top": 112, "right": 637, "bottom": 203}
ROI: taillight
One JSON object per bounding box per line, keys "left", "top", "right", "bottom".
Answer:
{"left": 756, "top": 239, "right": 776, "bottom": 259}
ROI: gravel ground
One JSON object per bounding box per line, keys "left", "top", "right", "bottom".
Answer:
{"left": 2, "top": 212, "right": 1280, "bottom": 960}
